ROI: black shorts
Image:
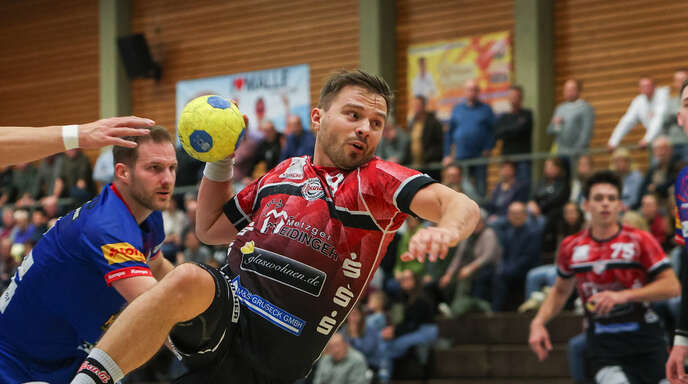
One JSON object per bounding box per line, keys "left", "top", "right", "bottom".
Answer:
{"left": 589, "top": 349, "right": 668, "bottom": 384}
{"left": 168, "top": 264, "right": 287, "bottom": 384}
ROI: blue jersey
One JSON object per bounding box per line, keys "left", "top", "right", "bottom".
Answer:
{"left": 0, "top": 185, "right": 164, "bottom": 384}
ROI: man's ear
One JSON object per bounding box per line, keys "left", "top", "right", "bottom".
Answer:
{"left": 311, "top": 107, "right": 323, "bottom": 134}
{"left": 114, "top": 163, "right": 130, "bottom": 184}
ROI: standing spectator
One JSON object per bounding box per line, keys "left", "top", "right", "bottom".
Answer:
{"left": 411, "top": 56, "right": 437, "bottom": 99}
{"left": 443, "top": 79, "right": 495, "bottom": 195}
{"left": 547, "top": 79, "right": 595, "bottom": 156}
{"left": 569, "top": 155, "right": 593, "bottom": 207}
{"left": 492, "top": 201, "right": 542, "bottom": 311}
{"left": 663, "top": 69, "right": 688, "bottom": 160}
{"left": 608, "top": 77, "right": 670, "bottom": 149}
{"left": 8, "top": 162, "right": 39, "bottom": 207}
{"left": 486, "top": 161, "right": 529, "bottom": 222}
{"left": 52, "top": 148, "right": 95, "bottom": 206}
{"left": 92, "top": 146, "right": 114, "bottom": 192}
{"left": 441, "top": 163, "right": 482, "bottom": 205}
{"left": 495, "top": 85, "right": 533, "bottom": 181}
{"left": 313, "top": 333, "right": 369, "bottom": 384}
{"left": 0, "top": 207, "right": 15, "bottom": 241}
{"left": 377, "top": 270, "right": 438, "bottom": 383}
{"left": 439, "top": 209, "right": 499, "bottom": 316}
{"left": 376, "top": 119, "right": 410, "bottom": 165}
{"left": 280, "top": 115, "right": 315, "bottom": 161}
{"left": 35, "top": 154, "right": 64, "bottom": 200}
{"left": 610, "top": 148, "right": 644, "bottom": 209}
{"left": 640, "top": 194, "right": 670, "bottom": 249}
{"left": 640, "top": 136, "right": 685, "bottom": 202}
{"left": 408, "top": 95, "right": 443, "bottom": 180}
{"left": 253, "top": 120, "right": 283, "bottom": 175}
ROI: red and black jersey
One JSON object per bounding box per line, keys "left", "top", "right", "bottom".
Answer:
{"left": 222, "top": 156, "right": 435, "bottom": 380}
{"left": 557, "top": 225, "right": 671, "bottom": 357}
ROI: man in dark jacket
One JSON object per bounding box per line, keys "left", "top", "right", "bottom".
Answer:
{"left": 408, "top": 95, "right": 443, "bottom": 180}
{"left": 495, "top": 85, "right": 533, "bottom": 182}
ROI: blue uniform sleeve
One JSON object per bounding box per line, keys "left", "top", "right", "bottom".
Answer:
{"left": 81, "top": 220, "right": 152, "bottom": 286}
{"left": 673, "top": 165, "right": 688, "bottom": 341}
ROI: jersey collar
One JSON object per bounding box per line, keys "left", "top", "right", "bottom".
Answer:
{"left": 110, "top": 184, "right": 135, "bottom": 217}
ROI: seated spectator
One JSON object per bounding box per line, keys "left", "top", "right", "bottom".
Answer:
{"left": 92, "top": 146, "right": 114, "bottom": 192}
{"left": 53, "top": 148, "right": 95, "bottom": 207}
{"left": 640, "top": 194, "right": 670, "bottom": 250}
{"left": 610, "top": 147, "right": 643, "bottom": 210}
{"left": 532, "top": 157, "right": 570, "bottom": 219}
{"left": 280, "top": 115, "right": 315, "bottom": 161}
{"left": 486, "top": 161, "right": 529, "bottom": 222}
{"left": 569, "top": 155, "right": 593, "bottom": 207}
{"left": 365, "top": 291, "right": 388, "bottom": 332}
{"left": 313, "top": 333, "right": 370, "bottom": 384}
{"left": 495, "top": 85, "right": 533, "bottom": 181}
{"left": 640, "top": 136, "right": 685, "bottom": 203}
{"left": 407, "top": 95, "right": 443, "bottom": 180}
{"left": 253, "top": 120, "right": 283, "bottom": 175}
{"left": 9, "top": 209, "right": 35, "bottom": 247}
{"left": 0, "top": 166, "right": 12, "bottom": 206}
{"left": 176, "top": 230, "right": 213, "bottom": 265}
{"left": 30, "top": 208, "right": 49, "bottom": 243}
{"left": 492, "top": 202, "right": 542, "bottom": 311}
{"left": 377, "top": 269, "right": 438, "bottom": 383}
{"left": 342, "top": 304, "right": 384, "bottom": 369}
{"left": 442, "top": 163, "right": 482, "bottom": 205}
{"left": 438, "top": 209, "right": 498, "bottom": 316}
{"left": 376, "top": 119, "right": 409, "bottom": 165}
{"left": 0, "top": 207, "right": 15, "bottom": 241}
{"left": 161, "top": 198, "right": 188, "bottom": 261}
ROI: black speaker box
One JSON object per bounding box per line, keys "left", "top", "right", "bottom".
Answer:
{"left": 117, "top": 33, "right": 161, "bottom": 80}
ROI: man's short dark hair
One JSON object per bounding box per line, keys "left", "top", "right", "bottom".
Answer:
{"left": 113, "top": 125, "right": 172, "bottom": 167}
{"left": 414, "top": 94, "right": 427, "bottom": 107}
{"left": 583, "top": 170, "right": 622, "bottom": 200}
{"left": 509, "top": 85, "right": 523, "bottom": 94}
{"left": 318, "top": 70, "right": 393, "bottom": 118}
{"left": 501, "top": 160, "right": 517, "bottom": 170}
{"left": 680, "top": 79, "right": 688, "bottom": 101}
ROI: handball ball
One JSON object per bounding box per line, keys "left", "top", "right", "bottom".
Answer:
{"left": 177, "top": 95, "right": 245, "bottom": 162}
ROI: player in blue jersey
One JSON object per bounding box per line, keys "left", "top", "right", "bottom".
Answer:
{"left": 667, "top": 79, "right": 688, "bottom": 384}
{"left": 0, "top": 125, "right": 177, "bottom": 384}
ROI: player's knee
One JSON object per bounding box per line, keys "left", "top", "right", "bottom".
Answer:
{"left": 164, "top": 263, "right": 215, "bottom": 303}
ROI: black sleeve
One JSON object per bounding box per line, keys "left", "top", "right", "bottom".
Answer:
{"left": 395, "top": 174, "right": 437, "bottom": 217}
{"left": 222, "top": 196, "right": 250, "bottom": 231}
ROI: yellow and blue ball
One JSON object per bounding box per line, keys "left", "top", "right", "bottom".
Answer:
{"left": 177, "top": 95, "right": 245, "bottom": 162}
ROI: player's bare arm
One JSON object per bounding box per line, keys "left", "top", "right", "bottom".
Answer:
{"left": 195, "top": 167, "right": 239, "bottom": 245}
{"left": 528, "top": 276, "right": 576, "bottom": 361}
{"left": 0, "top": 116, "right": 154, "bottom": 167}
{"left": 403, "top": 182, "right": 479, "bottom": 262}
{"left": 589, "top": 268, "right": 680, "bottom": 316}
{"left": 148, "top": 253, "right": 175, "bottom": 281}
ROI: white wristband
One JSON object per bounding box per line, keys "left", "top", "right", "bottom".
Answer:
{"left": 61, "top": 125, "right": 79, "bottom": 150}
{"left": 203, "top": 157, "right": 234, "bottom": 182}
{"left": 675, "top": 334, "right": 688, "bottom": 347}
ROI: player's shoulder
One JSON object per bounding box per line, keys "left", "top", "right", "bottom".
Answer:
{"left": 80, "top": 188, "right": 138, "bottom": 243}
{"left": 560, "top": 229, "right": 589, "bottom": 251}
{"left": 267, "top": 156, "right": 310, "bottom": 182}
{"left": 363, "top": 157, "right": 422, "bottom": 182}
{"left": 676, "top": 164, "right": 688, "bottom": 187}
{"left": 619, "top": 224, "right": 655, "bottom": 244}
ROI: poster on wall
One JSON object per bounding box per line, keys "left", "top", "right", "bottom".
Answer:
{"left": 176, "top": 64, "right": 311, "bottom": 135}
{"left": 406, "top": 31, "right": 512, "bottom": 122}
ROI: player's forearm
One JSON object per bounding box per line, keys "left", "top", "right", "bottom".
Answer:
{"left": 437, "top": 192, "right": 480, "bottom": 246}
{"left": 196, "top": 176, "right": 235, "bottom": 244}
{"left": 150, "top": 256, "right": 174, "bottom": 280}
{"left": 0, "top": 126, "right": 65, "bottom": 167}
{"left": 532, "top": 281, "right": 571, "bottom": 326}
{"left": 623, "top": 270, "right": 680, "bottom": 303}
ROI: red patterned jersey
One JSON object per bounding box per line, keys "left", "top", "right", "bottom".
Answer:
{"left": 557, "top": 225, "right": 671, "bottom": 356}
{"left": 222, "top": 156, "right": 436, "bottom": 380}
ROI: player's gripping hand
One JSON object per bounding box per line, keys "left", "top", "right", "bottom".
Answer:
{"left": 588, "top": 290, "right": 629, "bottom": 316}
{"left": 667, "top": 345, "right": 688, "bottom": 384}
{"left": 401, "top": 226, "right": 459, "bottom": 263}
{"left": 528, "top": 322, "right": 552, "bottom": 362}
{"left": 79, "top": 116, "right": 155, "bottom": 149}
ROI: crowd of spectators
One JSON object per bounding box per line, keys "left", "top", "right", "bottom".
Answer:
{"left": 3, "top": 71, "right": 688, "bottom": 383}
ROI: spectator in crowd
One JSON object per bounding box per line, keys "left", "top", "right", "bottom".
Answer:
{"left": 30, "top": 208, "right": 49, "bottom": 243}
{"left": 621, "top": 210, "right": 649, "bottom": 232}
{"left": 386, "top": 217, "right": 425, "bottom": 298}
{"left": 35, "top": 154, "right": 64, "bottom": 201}
{"left": 0, "top": 237, "right": 15, "bottom": 290}
{"left": 492, "top": 201, "right": 542, "bottom": 311}
{"left": 640, "top": 135, "right": 685, "bottom": 202}
{"left": 441, "top": 163, "right": 482, "bottom": 205}
{"left": 608, "top": 77, "right": 670, "bottom": 149}
{"left": 640, "top": 194, "right": 670, "bottom": 249}
{"left": 411, "top": 56, "right": 437, "bottom": 100}
{"left": 439, "top": 209, "right": 498, "bottom": 316}
{"left": 444, "top": 79, "right": 495, "bottom": 195}
{"left": 92, "top": 146, "right": 114, "bottom": 192}
{"left": 0, "top": 166, "right": 11, "bottom": 206}
{"left": 486, "top": 161, "right": 529, "bottom": 222}
{"left": 280, "top": 115, "right": 315, "bottom": 161}
{"left": 609, "top": 147, "right": 644, "bottom": 210}
{"left": 662, "top": 69, "right": 688, "bottom": 160}
{"left": 313, "top": 333, "right": 369, "bottom": 384}
{"left": 569, "top": 155, "right": 593, "bottom": 206}
{"left": 180, "top": 197, "right": 198, "bottom": 242}
{"left": 0, "top": 207, "right": 15, "bottom": 241}
{"left": 342, "top": 304, "right": 383, "bottom": 369}
{"left": 8, "top": 162, "right": 39, "bottom": 207}
{"left": 53, "top": 148, "right": 95, "bottom": 206}
{"left": 408, "top": 95, "right": 443, "bottom": 180}
{"left": 161, "top": 198, "right": 188, "bottom": 262}
{"left": 532, "top": 157, "right": 570, "bottom": 219}
{"left": 253, "top": 120, "right": 283, "bottom": 175}
{"left": 495, "top": 85, "right": 533, "bottom": 181}
{"left": 174, "top": 145, "right": 203, "bottom": 188}
{"left": 547, "top": 79, "right": 595, "bottom": 156}
{"left": 176, "top": 230, "right": 213, "bottom": 265}
{"left": 377, "top": 270, "right": 438, "bottom": 383}
{"left": 233, "top": 123, "right": 263, "bottom": 189}
{"left": 9, "top": 209, "right": 35, "bottom": 247}
{"left": 377, "top": 119, "right": 410, "bottom": 165}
